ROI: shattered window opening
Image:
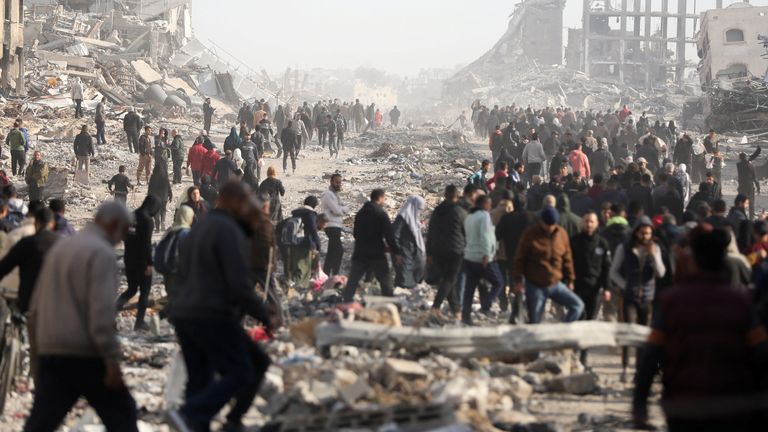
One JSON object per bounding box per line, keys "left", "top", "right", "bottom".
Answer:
{"left": 725, "top": 28, "right": 745, "bottom": 43}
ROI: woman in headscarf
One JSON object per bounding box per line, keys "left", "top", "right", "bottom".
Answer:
{"left": 392, "top": 196, "right": 426, "bottom": 289}
{"left": 161, "top": 205, "right": 195, "bottom": 310}
{"left": 223, "top": 126, "right": 240, "bottom": 153}
{"left": 259, "top": 166, "right": 285, "bottom": 223}
{"left": 675, "top": 163, "right": 691, "bottom": 205}
{"left": 148, "top": 161, "right": 173, "bottom": 232}
{"left": 180, "top": 186, "right": 210, "bottom": 221}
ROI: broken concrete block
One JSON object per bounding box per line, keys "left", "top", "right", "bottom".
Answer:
{"left": 339, "top": 376, "right": 373, "bottom": 405}
{"left": 507, "top": 375, "right": 534, "bottom": 404}
{"left": 309, "top": 379, "right": 338, "bottom": 405}
{"left": 381, "top": 358, "right": 428, "bottom": 389}
{"left": 525, "top": 353, "right": 572, "bottom": 375}
{"left": 543, "top": 372, "right": 599, "bottom": 395}
{"left": 289, "top": 318, "right": 318, "bottom": 346}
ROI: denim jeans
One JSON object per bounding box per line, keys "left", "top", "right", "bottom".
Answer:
{"left": 525, "top": 281, "right": 585, "bottom": 324}
{"left": 461, "top": 260, "right": 504, "bottom": 323}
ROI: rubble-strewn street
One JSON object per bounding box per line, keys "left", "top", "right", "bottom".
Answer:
{"left": 0, "top": 1, "right": 767, "bottom": 432}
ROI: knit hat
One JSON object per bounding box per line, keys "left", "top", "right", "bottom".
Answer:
{"left": 540, "top": 206, "right": 560, "bottom": 225}
{"left": 633, "top": 215, "right": 654, "bottom": 231}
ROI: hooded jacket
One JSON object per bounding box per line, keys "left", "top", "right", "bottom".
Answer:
{"left": 186, "top": 142, "right": 207, "bottom": 171}
{"left": 170, "top": 210, "right": 269, "bottom": 325}
{"left": 74, "top": 131, "right": 94, "bottom": 157}
{"left": 320, "top": 188, "right": 346, "bottom": 229}
{"left": 556, "top": 195, "right": 583, "bottom": 238}
{"left": 512, "top": 223, "right": 574, "bottom": 287}
{"left": 291, "top": 206, "right": 322, "bottom": 251}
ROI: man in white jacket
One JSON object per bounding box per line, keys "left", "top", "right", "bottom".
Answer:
{"left": 71, "top": 77, "right": 84, "bottom": 118}
{"left": 521, "top": 132, "right": 547, "bottom": 186}
{"left": 320, "top": 173, "right": 347, "bottom": 276}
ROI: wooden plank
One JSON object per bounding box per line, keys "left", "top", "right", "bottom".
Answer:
{"left": 315, "top": 321, "right": 650, "bottom": 359}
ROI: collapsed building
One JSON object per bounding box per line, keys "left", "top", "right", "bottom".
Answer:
{"left": 0, "top": 0, "right": 25, "bottom": 95}
{"left": 697, "top": 2, "right": 768, "bottom": 133}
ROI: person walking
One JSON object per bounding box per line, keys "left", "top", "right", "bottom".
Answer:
{"left": 570, "top": 211, "right": 612, "bottom": 364}
{"left": 49, "top": 199, "right": 75, "bottom": 237}
{"left": 259, "top": 167, "right": 285, "bottom": 224}
{"left": 426, "top": 185, "right": 466, "bottom": 320}
{"left": 633, "top": 225, "right": 768, "bottom": 431}
{"left": 0, "top": 207, "right": 59, "bottom": 316}
{"left": 342, "top": 189, "right": 401, "bottom": 302}
{"left": 495, "top": 194, "right": 537, "bottom": 324}
{"left": 169, "top": 129, "right": 184, "bottom": 185}
{"left": 166, "top": 182, "right": 272, "bottom": 432}
{"left": 569, "top": 140, "right": 591, "bottom": 179}
{"left": 123, "top": 108, "right": 142, "bottom": 154}
{"left": 185, "top": 136, "right": 207, "bottom": 187}
{"left": 280, "top": 121, "right": 297, "bottom": 175}
{"left": 203, "top": 98, "right": 215, "bottom": 135}
{"left": 95, "top": 97, "right": 107, "bottom": 145}
{"left": 609, "top": 216, "right": 666, "bottom": 382}
{"left": 320, "top": 173, "right": 347, "bottom": 277}
{"left": 6, "top": 121, "right": 27, "bottom": 176}
{"left": 155, "top": 206, "right": 194, "bottom": 309}
{"left": 737, "top": 151, "right": 760, "bottom": 218}
{"left": 74, "top": 125, "right": 95, "bottom": 182}
{"left": 136, "top": 126, "right": 153, "bottom": 186}
{"left": 284, "top": 196, "right": 323, "bottom": 287}
{"left": 116, "top": 195, "right": 160, "bottom": 331}
{"left": 512, "top": 206, "right": 584, "bottom": 324}
{"left": 461, "top": 194, "right": 505, "bottom": 325}
{"left": 521, "top": 132, "right": 546, "bottom": 184}
{"left": 71, "top": 77, "right": 84, "bottom": 118}
{"left": 148, "top": 163, "right": 173, "bottom": 232}
{"left": 24, "top": 203, "right": 137, "bottom": 432}
{"left": 108, "top": 166, "right": 133, "bottom": 205}
{"left": 25, "top": 151, "right": 49, "bottom": 202}
{"left": 392, "top": 196, "right": 426, "bottom": 289}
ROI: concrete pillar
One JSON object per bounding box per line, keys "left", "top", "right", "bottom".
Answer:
{"left": 716, "top": 0, "right": 723, "bottom": 8}
{"left": 645, "top": 0, "right": 652, "bottom": 90}
{"left": 676, "top": 0, "right": 687, "bottom": 84}
{"left": 619, "top": 0, "right": 628, "bottom": 83}
{"left": 582, "top": 0, "right": 591, "bottom": 77}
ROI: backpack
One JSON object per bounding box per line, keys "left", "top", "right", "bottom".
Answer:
{"left": 280, "top": 217, "right": 305, "bottom": 247}
{"left": 154, "top": 229, "right": 187, "bottom": 275}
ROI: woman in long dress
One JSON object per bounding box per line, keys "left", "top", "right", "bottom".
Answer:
{"left": 393, "top": 196, "right": 426, "bottom": 289}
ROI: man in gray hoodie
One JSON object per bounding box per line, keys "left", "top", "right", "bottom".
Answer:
{"left": 25, "top": 202, "right": 137, "bottom": 432}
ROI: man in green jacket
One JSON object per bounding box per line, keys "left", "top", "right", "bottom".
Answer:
{"left": 6, "top": 121, "right": 27, "bottom": 176}
{"left": 25, "top": 151, "right": 49, "bottom": 202}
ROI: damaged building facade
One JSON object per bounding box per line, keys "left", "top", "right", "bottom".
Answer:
{"left": 697, "top": 2, "right": 768, "bottom": 132}
{"left": 0, "top": 0, "right": 25, "bottom": 95}
{"left": 573, "top": 0, "right": 698, "bottom": 88}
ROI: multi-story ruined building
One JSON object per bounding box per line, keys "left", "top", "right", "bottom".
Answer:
{"left": 0, "top": 0, "right": 25, "bottom": 95}
{"left": 697, "top": 2, "right": 768, "bottom": 88}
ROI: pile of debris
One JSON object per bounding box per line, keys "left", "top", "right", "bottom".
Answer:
{"left": 706, "top": 77, "right": 768, "bottom": 134}
{"left": 18, "top": 2, "right": 274, "bottom": 118}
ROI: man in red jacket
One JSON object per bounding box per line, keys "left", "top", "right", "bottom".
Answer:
{"left": 186, "top": 135, "right": 207, "bottom": 186}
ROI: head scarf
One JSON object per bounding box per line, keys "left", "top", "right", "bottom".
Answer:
{"left": 398, "top": 196, "right": 426, "bottom": 253}
{"left": 173, "top": 206, "right": 194, "bottom": 231}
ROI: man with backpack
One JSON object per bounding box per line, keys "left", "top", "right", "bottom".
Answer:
{"left": 155, "top": 206, "right": 194, "bottom": 311}
{"left": 281, "top": 196, "right": 323, "bottom": 288}
{"left": 342, "top": 189, "right": 401, "bottom": 302}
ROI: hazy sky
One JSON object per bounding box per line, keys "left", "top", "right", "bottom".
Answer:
{"left": 191, "top": 0, "right": 766, "bottom": 76}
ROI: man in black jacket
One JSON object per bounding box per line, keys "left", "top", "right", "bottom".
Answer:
{"left": 570, "top": 211, "right": 611, "bottom": 363}
{"left": 0, "top": 207, "right": 59, "bottom": 314}
{"left": 342, "top": 189, "right": 401, "bottom": 302}
{"left": 167, "top": 182, "right": 271, "bottom": 432}
{"left": 496, "top": 194, "right": 537, "bottom": 323}
{"left": 169, "top": 129, "right": 184, "bottom": 184}
{"left": 426, "top": 185, "right": 465, "bottom": 318}
{"left": 116, "top": 195, "right": 159, "bottom": 331}
{"left": 281, "top": 121, "right": 297, "bottom": 174}
{"left": 212, "top": 150, "right": 238, "bottom": 187}
{"left": 73, "top": 125, "right": 94, "bottom": 181}
{"left": 122, "top": 108, "right": 142, "bottom": 154}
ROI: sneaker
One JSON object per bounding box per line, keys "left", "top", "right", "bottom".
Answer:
{"left": 166, "top": 409, "right": 192, "bottom": 432}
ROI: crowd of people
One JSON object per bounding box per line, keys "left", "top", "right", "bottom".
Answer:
{"left": 0, "top": 95, "right": 766, "bottom": 432}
